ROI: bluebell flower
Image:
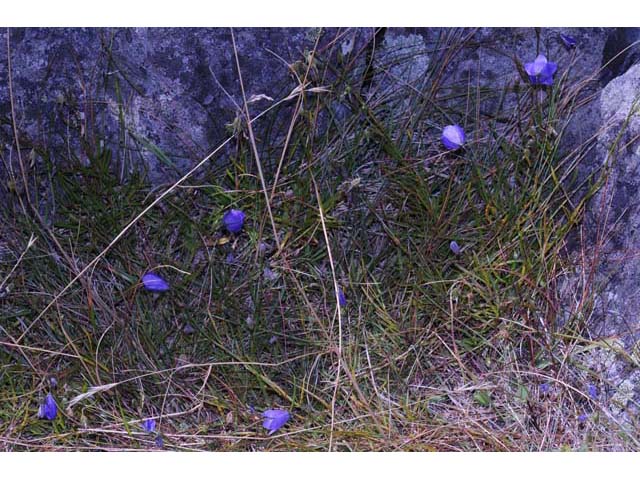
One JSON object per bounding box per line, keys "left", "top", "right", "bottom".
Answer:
{"left": 524, "top": 54, "right": 558, "bottom": 86}
{"left": 449, "top": 240, "right": 461, "bottom": 255}
{"left": 338, "top": 288, "right": 347, "bottom": 307}
{"left": 262, "top": 409, "right": 290, "bottom": 435}
{"left": 441, "top": 125, "right": 465, "bottom": 151}
{"left": 155, "top": 435, "right": 164, "bottom": 448}
{"left": 38, "top": 393, "right": 57, "bottom": 420}
{"left": 540, "top": 383, "right": 550, "bottom": 394}
{"left": 142, "top": 418, "right": 156, "bottom": 433}
{"left": 578, "top": 413, "right": 588, "bottom": 423}
{"left": 183, "top": 323, "right": 196, "bottom": 334}
{"left": 587, "top": 384, "right": 598, "bottom": 400}
{"left": 560, "top": 33, "right": 577, "bottom": 50}
{"left": 263, "top": 267, "right": 278, "bottom": 281}
{"left": 223, "top": 209, "right": 246, "bottom": 234}
{"left": 142, "top": 272, "right": 169, "bottom": 292}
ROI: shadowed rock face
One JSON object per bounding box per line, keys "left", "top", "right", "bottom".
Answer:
{"left": 0, "top": 27, "right": 358, "bottom": 183}
{"left": 601, "top": 27, "right": 640, "bottom": 85}
{"left": 0, "top": 27, "right": 612, "bottom": 186}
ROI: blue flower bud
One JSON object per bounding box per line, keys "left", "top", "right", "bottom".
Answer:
{"left": 38, "top": 393, "right": 57, "bottom": 421}
{"left": 142, "top": 272, "right": 169, "bottom": 292}
{"left": 441, "top": 125, "right": 465, "bottom": 151}
{"left": 223, "top": 209, "right": 246, "bottom": 234}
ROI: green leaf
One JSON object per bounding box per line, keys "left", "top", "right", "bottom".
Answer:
{"left": 516, "top": 384, "right": 529, "bottom": 402}
{"left": 130, "top": 132, "right": 181, "bottom": 174}
{"left": 473, "top": 390, "right": 491, "bottom": 407}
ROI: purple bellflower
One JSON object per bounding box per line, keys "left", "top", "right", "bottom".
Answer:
{"left": 223, "top": 209, "right": 246, "bottom": 234}
{"left": 263, "top": 267, "right": 278, "bottom": 281}
{"left": 578, "top": 413, "right": 588, "bottom": 423}
{"left": 142, "top": 418, "right": 156, "bottom": 433}
{"left": 142, "top": 272, "right": 169, "bottom": 292}
{"left": 449, "top": 240, "right": 461, "bottom": 255}
{"left": 38, "top": 393, "right": 57, "bottom": 420}
{"left": 540, "top": 383, "right": 550, "bottom": 395}
{"left": 524, "top": 54, "right": 558, "bottom": 86}
{"left": 262, "top": 409, "right": 290, "bottom": 435}
{"left": 560, "top": 34, "right": 577, "bottom": 50}
{"left": 441, "top": 125, "right": 465, "bottom": 151}
{"left": 338, "top": 288, "right": 347, "bottom": 307}
{"left": 587, "top": 384, "right": 598, "bottom": 400}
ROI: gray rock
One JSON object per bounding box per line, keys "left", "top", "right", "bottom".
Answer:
{"left": 0, "top": 28, "right": 350, "bottom": 184}
{"left": 560, "top": 63, "right": 640, "bottom": 425}
{"left": 601, "top": 28, "right": 640, "bottom": 85}
{"left": 0, "top": 24, "right": 614, "bottom": 235}
{"left": 586, "top": 63, "right": 640, "bottom": 340}
{"left": 0, "top": 28, "right": 611, "bottom": 189}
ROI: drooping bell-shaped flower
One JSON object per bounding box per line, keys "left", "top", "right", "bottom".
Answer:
{"left": 449, "top": 241, "right": 461, "bottom": 255}
{"left": 38, "top": 393, "right": 57, "bottom": 420}
{"left": 142, "top": 418, "right": 156, "bottom": 433}
{"left": 560, "top": 34, "right": 577, "bottom": 50}
{"left": 441, "top": 125, "right": 465, "bottom": 151}
{"left": 262, "top": 409, "right": 290, "bottom": 435}
{"left": 337, "top": 287, "right": 347, "bottom": 307}
{"left": 263, "top": 267, "right": 278, "bottom": 281}
{"left": 142, "top": 272, "right": 169, "bottom": 292}
{"left": 223, "top": 209, "right": 246, "bottom": 234}
{"left": 524, "top": 54, "right": 558, "bottom": 86}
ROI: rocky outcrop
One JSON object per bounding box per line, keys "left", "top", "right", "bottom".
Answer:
{"left": 0, "top": 27, "right": 614, "bottom": 186}
{"left": 560, "top": 63, "right": 640, "bottom": 425}
{"left": 0, "top": 28, "right": 360, "bottom": 183}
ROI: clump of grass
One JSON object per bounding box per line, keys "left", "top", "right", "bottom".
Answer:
{"left": 0, "top": 28, "right": 632, "bottom": 451}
